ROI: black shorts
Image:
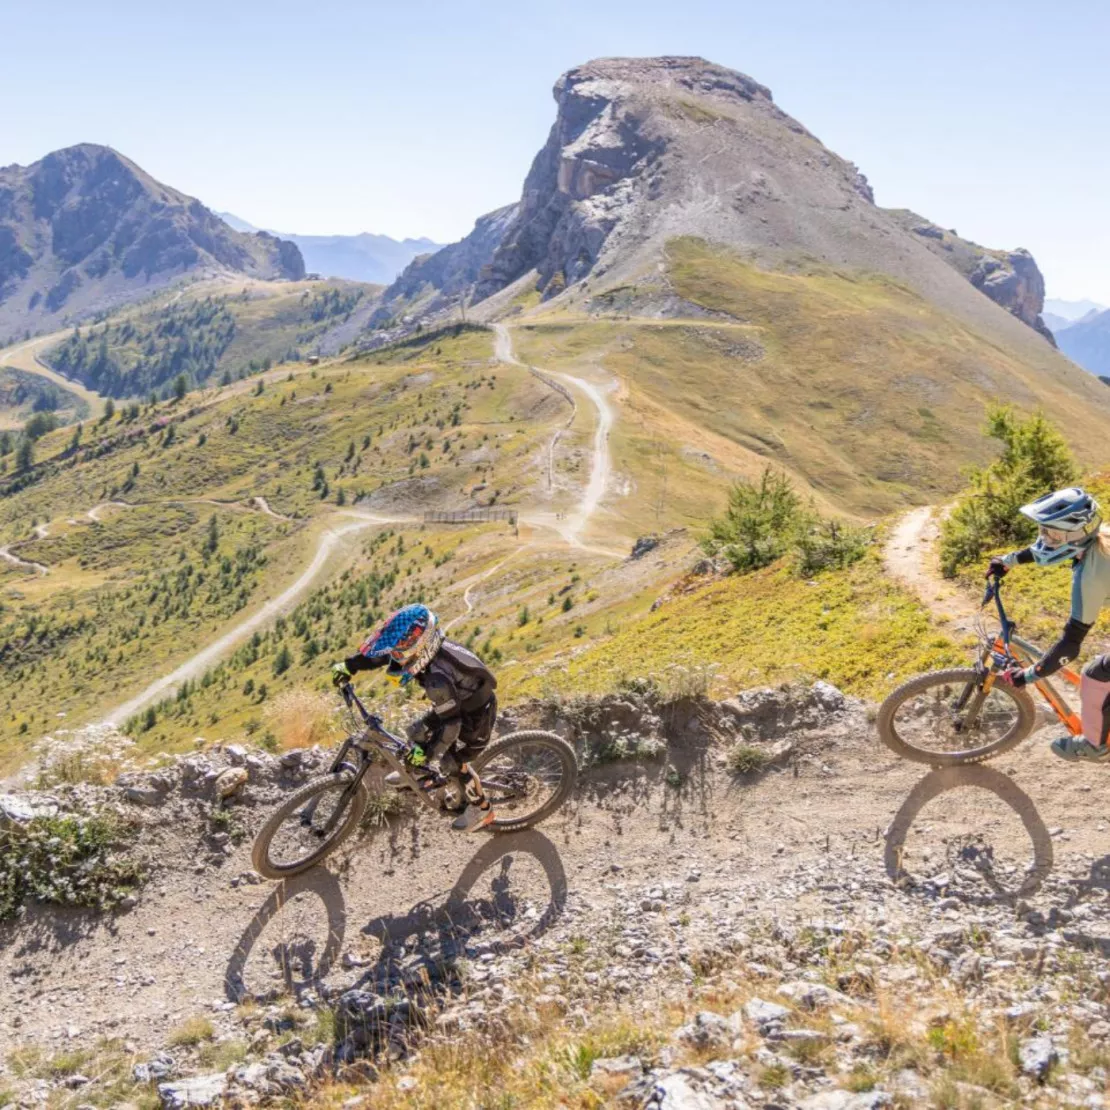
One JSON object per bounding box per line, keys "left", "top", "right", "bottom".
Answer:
{"left": 457, "top": 694, "right": 497, "bottom": 757}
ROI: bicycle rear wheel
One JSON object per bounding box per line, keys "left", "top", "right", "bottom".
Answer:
{"left": 251, "top": 773, "right": 369, "bottom": 879}
{"left": 471, "top": 730, "right": 577, "bottom": 831}
{"left": 877, "top": 668, "right": 1036, "bottom": 766}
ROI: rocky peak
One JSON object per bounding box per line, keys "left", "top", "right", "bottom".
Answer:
{"left": 475, "top": 57, "right": 778, "bottom": 301}
{"left": 0, "top": 144, "right": 305, "bottom": 339}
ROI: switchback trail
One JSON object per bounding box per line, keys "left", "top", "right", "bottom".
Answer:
{"left": 97, "top": 327, "right": 620, "bottom": 725}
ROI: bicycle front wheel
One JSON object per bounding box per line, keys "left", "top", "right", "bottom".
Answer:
{"left": 251, "top": 773, "right": 369, "bottom": 879}
{"left": 471, "top": 730, "right": 578, "bottom": 831}
{"left": 877, "top": 668, "right": 1036, "bottom": 766}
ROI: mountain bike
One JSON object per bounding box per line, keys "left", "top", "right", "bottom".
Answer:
{"left": 251, "top": 685, "right": 577, "bottom": 879}
{"left": 877, "top": 573, "right": 1082, "bottom": 765}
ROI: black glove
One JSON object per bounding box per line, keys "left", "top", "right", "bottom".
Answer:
{"left": 986, "top": 557, "right": 1009, "bottom": 580}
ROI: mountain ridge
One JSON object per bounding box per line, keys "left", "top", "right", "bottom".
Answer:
{"left": 1055, "top": 307, "right": 1110, "bottom": 378}
{"left": 380, "top": 56, "right": 1063, "bottom": 362}
{"left": 216, "top": 212, "right": 442, "bottom": 283}
{"left": 0, "top": 145, "right": 304, "bottom": 341}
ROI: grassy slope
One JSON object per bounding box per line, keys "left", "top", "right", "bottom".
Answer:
{"left": 507, "top": 546, "right": 961, "bottom": 704}
{"left": 515, "top": 239, "right": 1110, "bottom": 522}
{"left": 0, "top": 328, "right": 570, "bottom": 759}
{"left": 42, "top": 280, "right": 378, "bottom": 398}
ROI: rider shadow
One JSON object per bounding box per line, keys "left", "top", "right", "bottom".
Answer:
{"left": 222, "top": 828, "right": 566, "bottom": 1006}
{"left": 349, "top": 828, "right": 567, "bottom": 999}
{"left": 224, "top": 867, "right": 346, "bottom": 1003}
{"left": 884, "top": 764, "right": 1054, "bottom": 905}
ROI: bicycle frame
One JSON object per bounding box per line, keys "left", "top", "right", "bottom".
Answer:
{"left": 312, "top": 685, "right": 454, "bottom": 823}
{"left": 980, "top": 577, "right": 1082, "bottom": 736}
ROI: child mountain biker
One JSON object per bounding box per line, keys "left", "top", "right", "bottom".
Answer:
{"left": 331, "top": 604, "right": 498, "bottom": 831}
{"left": 988, "top": 487, "right": 1110, "bottom": 762}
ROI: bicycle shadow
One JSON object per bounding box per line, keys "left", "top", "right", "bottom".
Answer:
{"left": 884, "top": 765, "right": 1054, "bottom": 905}
{"left": 350, "top": 828, "right": 567, "bottom": 996}
{"left": 223, "top": 829, "right": 566, "bottom": 1004}
{"left": 224, "top": 867, "right": 346, "bottom": 1002}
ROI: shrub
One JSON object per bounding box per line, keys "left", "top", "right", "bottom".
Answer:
{"left": 794, "top": 518, "right": 872, "bottom": 577}
{"left": 727, "top": 744, "right": 768, "bottom": 775}
{"left": 0, "top": 812, "right": 145, "bottom": 920}
{"left": 703, "top": 465, "right": 869, "bottom": 577}
{"left": 940, "top": 407, "right": 1078, "bottom": 575}
{"left": 702, "top": 466, "right": 802, "bottom": 572}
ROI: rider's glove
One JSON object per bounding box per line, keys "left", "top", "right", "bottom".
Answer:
{"left": 998, "top": 664, "right": 1034, "bottom": 688}
{"left": 331, "top": 661, "right": 352, "bottom": 687}
{"left": 986, "top": 557, "right": 1009, "bottom": 580}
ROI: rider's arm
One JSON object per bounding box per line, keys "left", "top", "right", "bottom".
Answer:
{"left": 1031, "top": 557, "right": 1099, "bottom": 679}
{"left": 1031, "top": 618, "right": 1093, "bottom": 679}
{"left": 1001, "top": 548, "right": 1035, "bottom": 568}
{"left": 345, "top": 652, "right": 388, "bottom": 674}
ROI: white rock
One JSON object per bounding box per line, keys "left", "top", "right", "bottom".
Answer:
{"left": 158, "top": 1073, "right": 227, "bottom": 1108}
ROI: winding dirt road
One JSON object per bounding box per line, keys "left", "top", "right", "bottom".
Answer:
{"left": 97, "top": 327, "right": 619, "bottom": 725}
{"left": 493, "top": 323, "right": 616, "bottom": 550}
{"left": 102, "top": 516, "right": 402, "bottom": 727}
{"left": 0, "top": 545, "right": 48, "bottom": 576}
{"left": 0, "top": 332, "right": 107, "bottom": 418}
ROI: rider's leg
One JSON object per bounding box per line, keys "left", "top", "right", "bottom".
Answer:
{"left": 1052, "top": 655, "right": 1110, "bottom": 762}
{"left": 1080, "top": 655, "right": 1110, "bottom": 746}
{"left": 452, "top": 697, "right": 497, "bottom": 832}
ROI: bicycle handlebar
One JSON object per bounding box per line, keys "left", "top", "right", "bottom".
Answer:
{"left": 340, "top": 681, "right": 403, "bottom": 746}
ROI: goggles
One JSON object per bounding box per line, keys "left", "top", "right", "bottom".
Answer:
{"left": 1038, "top": 525, "right": 1069, "bottom": 547}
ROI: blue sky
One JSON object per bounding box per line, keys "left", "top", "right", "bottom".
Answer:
{"left": 4, "top": 0, "right": 1108, "bottom": 300}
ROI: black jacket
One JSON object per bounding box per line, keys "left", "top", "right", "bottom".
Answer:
{"left": 345, "top": 639, "right": 496, "bottom": 726}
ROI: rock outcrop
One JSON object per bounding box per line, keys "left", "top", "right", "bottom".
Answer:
{"left": 378, "top": 55, "right": 1069, "bottom": 367}
{"left": 0, "top": 144, "right": 304, "bottom": 339}
{"left": 887, "top": 210, "right": 1055, "bottom": 343}
{"left": 374, "top": 203, "right": 518, "bottom": 322}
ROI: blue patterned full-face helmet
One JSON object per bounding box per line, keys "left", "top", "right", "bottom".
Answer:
{"left": 1019, "top": 487, "right": 1102, "bottom": 566}
{"left": 359, "top": 604, "right": 443, "bottom": 685}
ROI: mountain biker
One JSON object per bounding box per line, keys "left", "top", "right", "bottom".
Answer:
{"left": 987, "top": 487, "right": 1110, "bottom": 762}
{"left": 331, "top": 604, "right": 498, "bottom": 831}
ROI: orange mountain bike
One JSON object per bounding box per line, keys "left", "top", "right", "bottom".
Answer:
{"left": 878, "top": 574, "right": 1082, "bottom": 765}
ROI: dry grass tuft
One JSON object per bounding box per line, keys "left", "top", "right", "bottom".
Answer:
{"left": 264, "top": 688, "right": 345, "bottom": 751}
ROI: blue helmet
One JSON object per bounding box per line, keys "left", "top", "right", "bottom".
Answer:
{"left": 359, "top": 604, "right": 443, "bottom": 685}
{"left": 1019, "top": 487, "right": 1102, "bottom": 566}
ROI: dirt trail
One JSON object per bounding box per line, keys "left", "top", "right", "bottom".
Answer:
{"left": 101, "top": 518, "right": 391, "bottom": 726}
{"left": 5, "top": 695, "right": 1107, "bottom": 1058}
{"left": 493, "top": 323, "right": 616, "bottom": 550}
{"left": 0, "top": 545, "right": 48, "bottom": 576}
{"left": 0, "top": 332, "right": 107, "bottom": 418}
{"left": 883, "top": 506, "right": 980, "bottom": 638}
{"left": 87, "top": 500, "right": 132, "bottom": 522}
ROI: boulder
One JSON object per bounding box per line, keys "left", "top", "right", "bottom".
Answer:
{"left": 157, "top": 1073, "right": 227, "bottom": 1108}
{"left": 1019, "top": 1035, "right": 1058, "bottom": 1081}
{"left": 214, "top": 767, "right": 248, "bottom": 800}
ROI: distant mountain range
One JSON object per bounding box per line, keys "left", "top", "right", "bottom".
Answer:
{"left": 1045, "top": 297, "right": 1107, "bottom": 323}
{"left": 1054, "top": 308, "right": 1110, "bottom": 378}
{"left": 217, "top": 213, "right": 441, "bottom": 285}
{"left": 0, "top": 145, "right": 304, "bottom": 341}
